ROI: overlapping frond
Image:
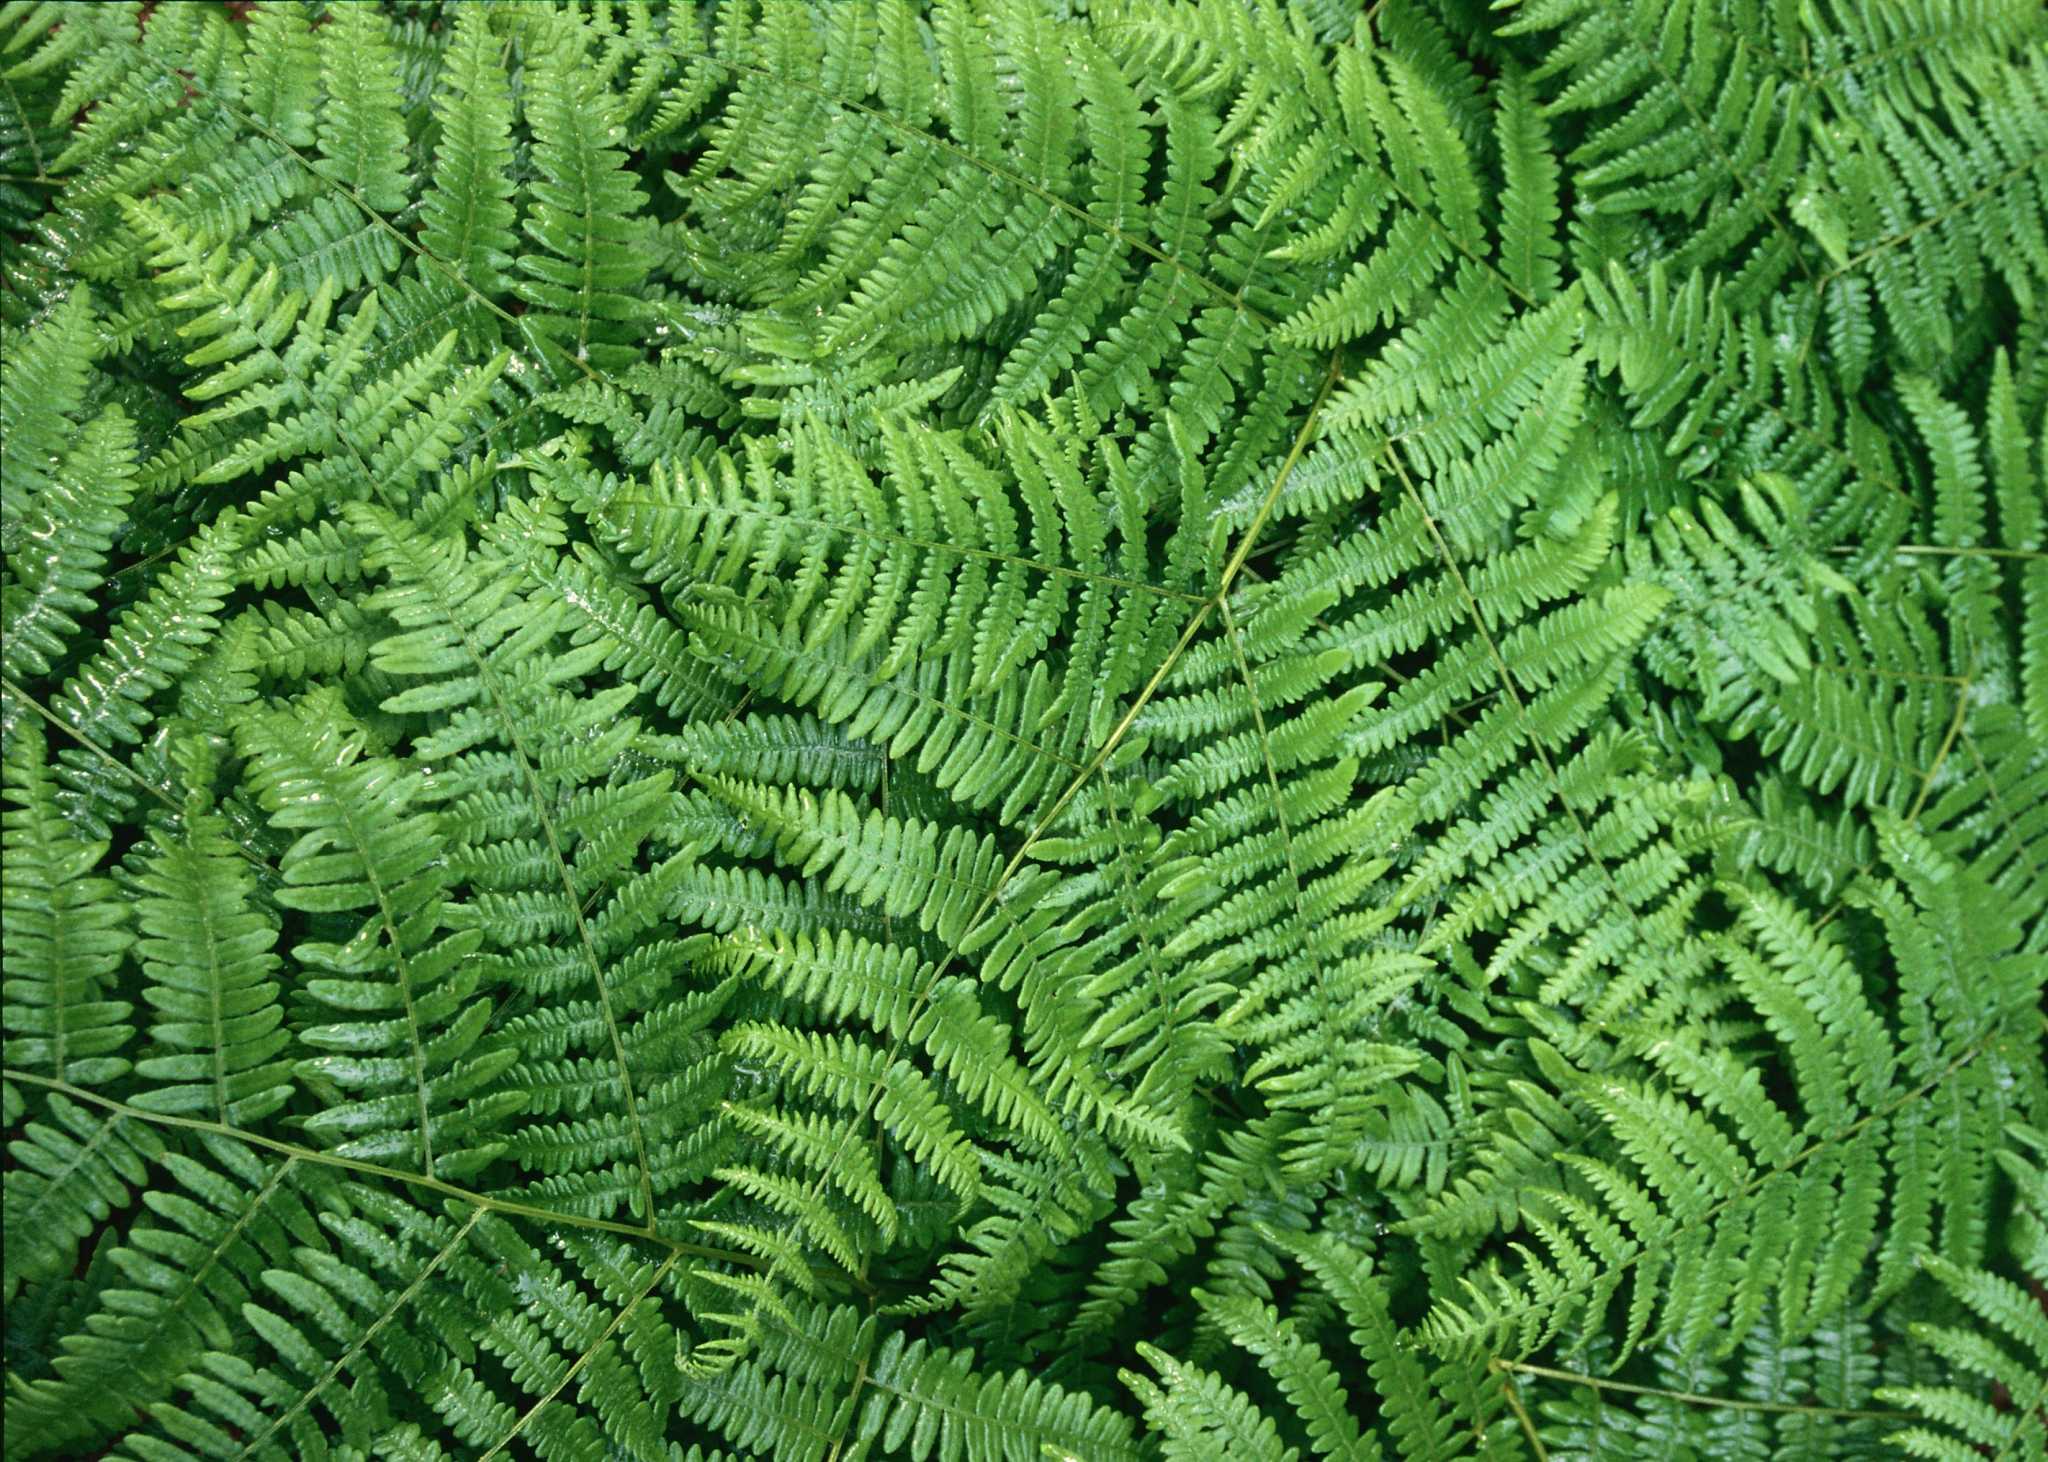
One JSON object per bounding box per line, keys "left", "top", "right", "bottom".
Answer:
{"left": 3, "top": 1, "right": 2044, "bottom": 1459}
{"left": 1416, "top": 821, "right": 2044, "bottom": 1368}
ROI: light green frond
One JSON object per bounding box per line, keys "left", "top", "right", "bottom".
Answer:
{"left": 236, "top": 701, "right": 505, "bottom": 1180}
{"left": 311, "top": 3, "right": 411, "bottom": 213}
{"left": 5, "top": 2, "right": 2046, "bottom": 1458}
{"left": 419, "top": 6, "right": 517, "bottom": 298}
{"left": 127, "top": 808, "right": 292, "bottom": 1125}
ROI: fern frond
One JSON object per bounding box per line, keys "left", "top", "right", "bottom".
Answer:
{"left": 310, "top": 2, "right": 410, "bottom": 213}
{"left": 236, "top": 700, "right": 506, "bottom": 1179}
{"left": 126, "top": 805, "right": 292, "bottom": 1125}
{"left": 0, "top": 290, "right": 103, "bottom": 544}
{"left": 2, "top": 402, "right": 135, "bottom": 682}
{"left": 1, "top": 722, "right": 133, "bottom": 1089}
{"left": 418, "top": 5, "right": 517, "bottom": 300}
{"left": 1, "top": 1089, "right": 159, "bottom": 1302}
{"left": 5, "top": 2, "right": 2046, "bottom": 1456}
{"left": 515, "top": 10, "right": 658, "bottom": 372}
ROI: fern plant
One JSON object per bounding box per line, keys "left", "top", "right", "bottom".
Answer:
{"left": 3, "top": 1, "right": 2044, "bottom": 1458}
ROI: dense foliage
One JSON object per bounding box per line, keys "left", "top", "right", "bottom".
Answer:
{"left": 3, "top": 1, "right": 2045, "bottom": 1457}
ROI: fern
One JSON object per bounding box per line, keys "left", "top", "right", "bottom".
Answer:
{"left": 3, "top": 1, "right": 2045, "bottom": 1458}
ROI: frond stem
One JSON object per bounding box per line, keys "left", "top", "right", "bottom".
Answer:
{"left": 1492, "top": 1359, "right": 1915, "bottom": 1420}
{"left": 0, "top": 1070, "right": 759, "bottom": 1268}
{"left": 478, "top": 1250, "right": 682, "bottom": 1461}
{"left": 234, "top": 1206, "right": 489, "bottom": 1459}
